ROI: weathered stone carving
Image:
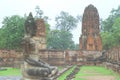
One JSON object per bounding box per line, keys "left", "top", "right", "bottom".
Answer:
{"left": 24, "top": 56, "right": 58, "bottom": 78}
{"left": 24, "top": 12, "right": 37, "bottom": 37}
{"left": 21, "top": 13, "right": 58, "bottom": 80}
{"left": 80, "top": 4, "right": 102, "bottom": 51}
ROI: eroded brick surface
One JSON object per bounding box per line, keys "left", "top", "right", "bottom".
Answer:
{"left": 80, "top": 4, "right": 102, "bottom": 51}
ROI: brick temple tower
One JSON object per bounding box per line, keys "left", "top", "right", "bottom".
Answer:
{"left": 80, "top": 4, "right": 102, "bottom": 51}
{"left": 35, "top": 19, "right": 46, "bottom": 49}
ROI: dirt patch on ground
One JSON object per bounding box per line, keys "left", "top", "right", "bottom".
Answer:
{"left": 80, "top": 76, "right": 116, "bottom": 80}
{"left": 75, "top": 66, "right": 119, "bottom": 80}
{"left": 78, "top": 68, "right": 116, "bottom": 80}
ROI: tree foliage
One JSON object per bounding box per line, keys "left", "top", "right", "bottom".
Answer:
{"left": 0, "top": 7, "right": 78, "bottom": 50}
{"left": 55, "top": 11, "right": 78, "bottom": 31}
{"left": 35, "top": 6, "right": 49, "bottom": 22}
{"left": 47, "top": 11, "right": 79, "bottom": 50}
{"left": 0, "top": 14, "right": 50, "bottom": 50}
{"left": 0, "top": 7, "right": 51, "bottom": 50}
{"left": 101, "top": 5, "right": 120, "bottom": 49}
{"left": 35, "top": 6, "right": 43, "bottom": 19}
{"left": 0, "top": 15, "right": 26, "bottom": 49}
{"left": 47, "top": 30, "right": 75, "bottom": 50}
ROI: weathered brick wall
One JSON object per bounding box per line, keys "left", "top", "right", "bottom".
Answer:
{"left": 38, "top": 50, "right": 99, "bottom": 65}
{"left": 64, "top": 50, "right": 102, "bottom": 66}
{"left": 82, "top": 51, "right": 102, "bottom": 65}
{"left": 103, "top": 46, "right": 120, "bottom": 74}
{"left": 105, "top": 46, "right": 120, "bottom": 64}
{"left": 38, "top": 50, "right": 65, "bottom": 66}
{"left": 0, "top": 50, "right": 23, "bottom": 67}
{"left": 65, "top": 50, "right": 83, "bottom": 65}
{"left": 83, "top": 51, "right": 102, "bottom": 58}
{"left": 0, "top": 49, "right": 103, "bottom": 67}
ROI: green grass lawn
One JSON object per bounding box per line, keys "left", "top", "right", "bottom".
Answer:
{"left": 76, "top": 66, "right": 114, "bottom": 76}
{"left": 0, "top": 67, "right": 21, "bottom": 76}
{"left": 0, "top": 66, "right": 120, "bottom": 80}
{"left": 74, "top": 66, "right": 120, "bottom": 80}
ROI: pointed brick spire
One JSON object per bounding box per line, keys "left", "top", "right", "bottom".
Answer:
{"left": 80, "top": 4, "right": 102, "bottom": 51}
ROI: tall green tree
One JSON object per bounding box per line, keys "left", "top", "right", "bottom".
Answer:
{"left": 101, "top": 32, "right": 114, "bottom": 50}
{"left": 55, "top": 11, "right": 78, "bottom": 31}
{"left": 48, "top": 11, "right": 79, "bottom": 50}
{"left": 0, "top": 6, "right": 50, "bottom": 50}
{"left": 101, "top": 5, "right": 120, "bottom": 32}
{"left": 101, "top": 5, "right": 120, "bottom": 49}
{"left": 47, "top": 30, "right": 75, "bottom": 50}
{"left": 111, "top": 17, "right": 120, "bottom": 46}
{"left": 0, "top": 15, "right": 26, "bottom": 49}
{"left": 0, "top": 29, "right": 7, "bottom": 49}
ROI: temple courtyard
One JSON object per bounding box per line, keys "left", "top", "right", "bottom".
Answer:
{"left": 0, "top": 1, "right": 120, "bottom": 80}
{"left": 0, "top": 66, "right": 120, "bottom": 80}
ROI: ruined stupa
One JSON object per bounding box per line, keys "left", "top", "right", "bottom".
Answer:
{"left": 80, "top": 4, "right": 102, "bottom": 51}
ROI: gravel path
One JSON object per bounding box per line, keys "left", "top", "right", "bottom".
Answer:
{"left": 0, "top": 76, "right": 21, "bottom": 80}
{"left": 80, "top": 76, "right": 116, "bottom": 80}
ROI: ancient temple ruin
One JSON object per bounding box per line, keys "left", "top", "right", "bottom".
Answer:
{"left": 80, "top": 4, "right": 102, "bottom": 51}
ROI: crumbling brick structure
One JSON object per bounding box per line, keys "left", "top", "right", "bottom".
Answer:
{"left": 35, "top": 19, "right": 46, "bottom": 49}
{"left": 103, "top": 46, "right": 120, "bottom": 73}
{"left": 0, "top": 50, "right": 23, "bottom": 67}
{"left": 80, "top": 4, "right": 102, "bottom": 51}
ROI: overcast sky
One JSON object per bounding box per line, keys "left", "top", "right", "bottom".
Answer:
{"left": 0, "top": 0, "right": 120, "bottom": 43}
